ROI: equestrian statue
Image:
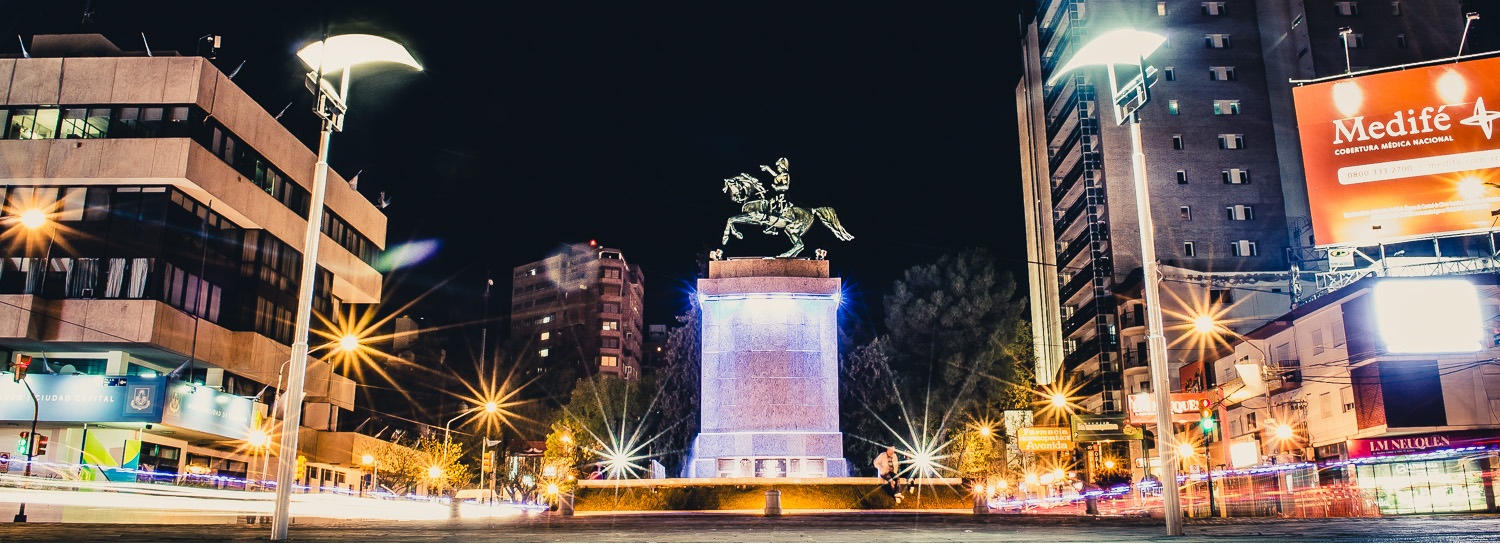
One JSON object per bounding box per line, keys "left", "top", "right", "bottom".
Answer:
{"left": 720, "top": 157, "right": 853, "bottom": 258}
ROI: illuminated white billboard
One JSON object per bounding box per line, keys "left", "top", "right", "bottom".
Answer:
{"left": 1372, "top": 278, "right": 1483, "bottom": 353}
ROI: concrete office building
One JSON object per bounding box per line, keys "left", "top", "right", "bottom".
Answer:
{"left": 510, "top": 242, "right": 645, "bottom": 385}
{"left": 1017, "top": 0, "right": 1466, "bottom": 413}
{"left": 0, "top": 34, "right": 394, "bottom": 493}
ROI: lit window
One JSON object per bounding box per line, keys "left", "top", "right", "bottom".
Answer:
{"left": 1157, "top": 2, "right": 1167, "bottom": 16}
{"left": 1217, "top": 134, "right": 1245, "bottom": 149}
{"left": 1176, "top": 170, "right": 1189, "bottom": 184}
{"left": 1168, "top": 100, "right": 1179, "bottom": 115}
{"left": 538, "top": 348, "right": 550, "bottom": 358}
{"left": 1226, "top": 205, "right": 1255, "bottom": 220}
{"left": 1209, "top": 66, "right": 1236, "bottom": 81}
{"left": 1180, "top": 206, "right": 1192, "bottom": 220}
{"left": 602, "top": 320, "right": 619, "bottom": 331}
{"left": 1184, "top": 241, "right": 1197, "bottom": 257}
{"left": 1201, "top": 2, "right": 1226, "bottom": 15}
{"left": 1205, "top": 34, "right": 1232, "bottom": 48}
{"left": 540, "top": 314, "right": 554, "bottom": 324}
{"left": 1222, "top": 169, "right": 1251, "bottom": 184}
{"left": 600, "top": 355, "right": 618, "bottom": 367}
{"left": 1172, "top": 135, "right": 1185, "bottom": 150}
{"left": 539, "top": 331, "right": 551, "bottom": 341}
{"left": 1213, "top": 100, "right": 1241, "bottom": 115}
{"left": 1230, "top": 240, "right": 1259, "bottom": 257}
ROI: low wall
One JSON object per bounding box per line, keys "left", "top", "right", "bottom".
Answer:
{"left": 574, "top": 477, "right": 969, "bottom": 511}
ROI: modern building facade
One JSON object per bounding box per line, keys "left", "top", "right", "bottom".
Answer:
{"left": 0, "top": 34, "right": 390, "bottom": 491}
{"left": 510, "top": 241, "right": 645, "bottom": 387}
{"left": 1017, "top": 1, "right": 1468, "bottom": 414}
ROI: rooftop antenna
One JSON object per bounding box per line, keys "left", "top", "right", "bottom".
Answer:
{"left": 141, "top": 32, "right": 153, "bottom": 57}
{"left": 1458, "top": 12, "right": 1481, "bottom": 60}
{"left": 1338, "top": 27, "right": 1354, "bottom": 74}
{"left": 16, "top": 36, "right": 28, "bottom": 59}
{"left": 81, "top": 0, "right": 95, "bottom": 26}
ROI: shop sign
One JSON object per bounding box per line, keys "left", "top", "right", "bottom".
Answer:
{"left": 1347, "top": 429, "right": 1500, "bottom": 458}
{"left": 0, "top": 375, "right": 164, "bottom": 423}
{"left": 1070, "top": 414, "right": 1143, "bottom": 442}
{"left": 1018, "top": 426, "right": 1073, "bottom": 452}
{"left": 1126, "top": 392, "right": 1213, "bottom": 424}
{"left": 160, "top": 380, "right": 253, "bottom": 439}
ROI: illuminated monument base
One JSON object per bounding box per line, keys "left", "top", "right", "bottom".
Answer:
{"left": 688, "top": 258, "right": 848, "bottom": 478}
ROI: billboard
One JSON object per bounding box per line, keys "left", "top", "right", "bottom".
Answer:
{"left": 1292, "top": 56, "right": 1500, "bottom": 246}
{"left": 1069, "top": 414, "right": 1144, "bottom": 442}
{"left": 0, "top": 375, "right": 165, "bottom": 423}
{"left": 1126, "top": 391, "right": 1213, "bottom": 425}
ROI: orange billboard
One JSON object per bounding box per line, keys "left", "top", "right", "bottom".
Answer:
{"left": 1292, "top": 56, "right": 1500, "bottom": 247}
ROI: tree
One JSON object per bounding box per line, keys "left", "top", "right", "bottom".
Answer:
{"left": 415, "top": 435, "right": 474, "bottom": 493}
{"left": 839, "top": 335, "right": 897, "bottom": 474}
{"left": 654, "top": 299, "right": 701, "bottom": 475}
{"left": 542, "top": 418, "right": 585, "bottom": 492}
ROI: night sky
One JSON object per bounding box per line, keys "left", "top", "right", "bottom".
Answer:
{"left": 1, "top": 1, "right": 1031, "bottom": 358}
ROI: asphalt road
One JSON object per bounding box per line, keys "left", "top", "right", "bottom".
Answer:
{"left": 3, "top": 512, "right": 1500, "bottom": 542}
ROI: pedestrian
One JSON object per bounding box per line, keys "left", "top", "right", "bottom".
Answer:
{"left": 873, "top": 446, "right": 904, "bottom": 503}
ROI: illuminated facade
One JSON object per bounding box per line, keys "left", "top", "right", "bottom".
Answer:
{"left": 1206, "top": 274, "right": 1500, "bottom": 514}
{"left": 1017, "top": 1, "right": 1467, "bottom": 414}
{"left": 0, "top": 35, "right": 388, "bottom": 491}
{"left": 688, "top": 258, "right": 846, "bottom": 478}
{"left": 510, "top": 242, "right": 645, "bottom": 384}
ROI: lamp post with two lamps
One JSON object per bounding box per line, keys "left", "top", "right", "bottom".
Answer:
{"left": 270, "top": 34, "right": 421, "bottom": 542}
{"left": 1047, "top": 28, "right": 1182, "bottom": 536}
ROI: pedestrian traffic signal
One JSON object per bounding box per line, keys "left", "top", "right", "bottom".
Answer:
{"left": 11, "top": 355, "right": 30, "bottom": 382}
{"left": 17, "top": 432, "right": 28, "bottom": 456}
{"left": 34, "top": 435, "right": 47, "bottom": 456}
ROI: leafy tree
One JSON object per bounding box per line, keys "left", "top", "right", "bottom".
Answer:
{"left": 367, "top": 440, "right": 425, "bottom": 495}
{"left": 415, "top": 435, "right": 474, "bottom": 493}
{"left": 542, "top": 418, "right": 585, "bottom": 492}
{"left": 654, "top": 299, "right": 701, "bottom": 475}
{"left": 839, "top": 336, "right": 897, "bottom": 474}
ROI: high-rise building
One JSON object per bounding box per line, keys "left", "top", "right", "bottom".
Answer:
{"left": 510, "top": 242, "right": 645, "bottom": 393}
{"left": 0, "top": 34, "right": 396, "bottom": 490}
{"left": 1017, "top": 1, "right": 1466, "bottom": 413}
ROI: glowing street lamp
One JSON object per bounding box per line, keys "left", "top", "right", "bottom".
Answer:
{"left": 338, "top": 334, "right": 360, "bottom": 353}
{"left": 1273, "top": 423, "right": 1295, "bottom": 441}
{"left": 17, "top": 209, "right": 46, "bottom": 230}
{"left": 1047, "top": 27, "right": 1182, "bottom": 536}
{"left": 360, "top": 454, "right": 378, "bottom": 498}
{"left": 271, "top": 33, "right": 421, "bottom": 542}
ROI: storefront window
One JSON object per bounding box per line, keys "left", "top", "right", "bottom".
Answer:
{"left": 1356, "top": 455, "right": 1495, "bottom": 514}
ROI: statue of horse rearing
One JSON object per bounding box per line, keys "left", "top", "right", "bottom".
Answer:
{"left": 721, "top": 174, "right": 853, "bottom": 258}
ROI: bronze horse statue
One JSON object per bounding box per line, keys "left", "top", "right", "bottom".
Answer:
{"left": 721, "top": 173, "right": 853, "bottom": 258}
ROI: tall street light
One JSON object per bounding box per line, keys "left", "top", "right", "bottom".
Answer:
{"left": 272, "top": 34, "right": 421, "bottom": 542}
{"left": 1046, "top": 28, "right": 1183, "bottom": 536}
{"left": 437, "top": 401, "right": 500, "bottom": 498}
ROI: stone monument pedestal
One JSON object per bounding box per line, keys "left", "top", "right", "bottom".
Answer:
{"left": 688, "top": 258, "right": 847, "bottom": 478}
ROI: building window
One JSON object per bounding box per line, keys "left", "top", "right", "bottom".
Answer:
{"left": 1205, "top": 34, "right": 1232, "bottom": 48}
{"left": 1158, "top": 2, "right": 1167, "bottom": 16}
{"left": 602, "top": 337, "right": 620, "bottom": 349}
{"left": 602, "top": 268, "right": 622, "bottom": 279}
{"left": 1163, "top": 66, "right": 1176, "bottom": 81}
{"left": 1222, "top": 169, "right": 1250, "bottom": 184}
{"left": 1209, "top": 66, "right": 1237, "bottom": 81}
{"left": 1168, "top": 100, "right": 1179, "bottom": 115}
{"left": 1180, "top": 206, "right": 1192, "bottom": 220}
{"left": 1341, "top": 387, "right": 1355, "bottom": 411}
{"left": 1213, "top": 100, "right": 1242, "bottom": 115}
{"left": 1209, "top": 289, "right": 1234, "bottom": 304}
{"left": 1231, "top": 240, "right": 1259, "bottom": 256}
{"left": 1391, "top": 1, "right": 1401, "bottom": 15}
{"left": 1320, "top": 391, "right": 1334, "bottom": 418}
{"left": 4, "top": 107, "right": 60, "bottom": 139}
{"left": 539, "top": 314, "right": 554, "bottom": 324}
{"left": 1395, "top": 33, "right": 1407, "bottom": 48}
{"left": 600, "top": 355, "right": 618, "bottom": 367}
{"left": 1335, "top": 1, "right": 1360, "bottom": 16}
{"left": 602, "top": 302, "right": 620, "bottom": 314}
{"left": 1201, "top": 2, "right": 1226, "bottom": 15}
{"left": 59, "top": 108, "right": 111, "bottom": 139}
{"left": 1347, "top": 33, "right": 1365, "bottom": 48}
{"left": 1172, "top": 134, "right": 1185, "bottom": 149}
{"left": 539, "top": 331, "right": 551, "bottom": 341}
{"left": 1184, "top": 241, "right": 1197, "bottom": 257}
{"left": 1246, "top": 412, "right": 1258, "bottom": 430}
{"left": 1226, "top": 205, "right": 1255, "bottom": 220}
{"left": 1312, "top": 329, "right": 1326, "bottom": 355}
{"left": 1176, "top": 170, "right": 1189, "bottom": 184}
{"left": 538, "top": 348, "right": 550, "bottom": 358}
{"left": 1218, "top": 134, "right": 1245, "bottom": 149}
{"left": 602, "top": 320, "right": 619, "bottom": 331}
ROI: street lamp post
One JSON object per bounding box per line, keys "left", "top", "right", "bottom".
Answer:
{"left": 271, "top": 34, "right": 420, "bottom": 542}
{"left": 439, "top": 401, "right": 501, "bottom": 499}
{"left": 361, "top": 454, "right": 377, "bottom": 498}
{"left": 1047, "top": 28, "right": 1182, "bottom": 536}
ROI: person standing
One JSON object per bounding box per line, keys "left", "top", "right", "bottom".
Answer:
{"left": 873, "top": 446, "right": 905, "bottom": 503}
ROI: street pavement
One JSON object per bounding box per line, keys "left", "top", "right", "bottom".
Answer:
{"left": 3, "top": 512, "right": 1500, "bottom": 542}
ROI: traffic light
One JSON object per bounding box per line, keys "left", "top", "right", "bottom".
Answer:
{"left": 34, "top": 435, "right": 47, "bottom": 456}
{"left": 11, "top": 355, "right": 30, "bottom": 382}
{"left": 1199, "top": 407, "right": 1216, "bottom": 436}
{"left": 481, "top": 451, "right": 495, "bottom": 473}
{"left": 17, "top": 432, "right": 28, "bottom": 456}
